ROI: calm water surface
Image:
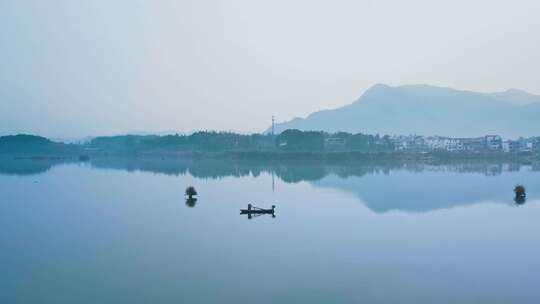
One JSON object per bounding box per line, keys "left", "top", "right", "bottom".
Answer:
{"left": 1, "top": 159, "right": 539, "bottom": 303}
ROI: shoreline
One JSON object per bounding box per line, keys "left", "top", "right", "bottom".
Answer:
{"left": 3, "top": 150, "right": 539, "bottom": 164}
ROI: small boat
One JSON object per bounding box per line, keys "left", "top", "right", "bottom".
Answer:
{"left": 240, "top": 204, "right": 275, "bottom": 215}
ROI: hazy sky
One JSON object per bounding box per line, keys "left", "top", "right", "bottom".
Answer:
{"left": 1, "top": 0, "right": 539, "bottom": 138}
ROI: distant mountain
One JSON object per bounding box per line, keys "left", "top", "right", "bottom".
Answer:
{"left": 270, "top": 84, "right": 540, "bottom": 138}
{"left": 489, "top": 88, "right": 540, "bottom": 106}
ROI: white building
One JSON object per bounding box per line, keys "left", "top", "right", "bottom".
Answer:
{"left": 485, "top": 135, "right": 502, "bottom": 151}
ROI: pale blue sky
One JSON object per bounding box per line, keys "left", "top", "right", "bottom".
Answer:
{"left": 1, "top": 0, "right": 539, "bottom": 137}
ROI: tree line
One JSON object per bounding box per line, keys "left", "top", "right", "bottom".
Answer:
{"left": 86, "top": 130, "right": 395, "bottom": 153}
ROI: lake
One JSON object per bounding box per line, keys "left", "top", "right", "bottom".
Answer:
{"left": 1, "top": 158, "right": 539, "bottom": 303}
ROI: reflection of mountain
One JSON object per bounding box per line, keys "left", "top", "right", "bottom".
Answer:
{"left": 313, "top": 171, "right": 540, "bottom": 213}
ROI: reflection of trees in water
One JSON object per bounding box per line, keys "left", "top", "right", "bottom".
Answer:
{"left": 514, "top": 196, "right": 526, "bottom": 205}
{"left": 0, "top": 158, "right": 74, "bottom": 176}
{"left": 97, "top": 159, "right": 536, "bottom": 183}
{"left": 275, "top": 164, "right": 326, "bottom": 183}
{"left": 91, "top": 158, "right": 191, "bottom": 176}
{"left": 3, "top": 157, "right": 540, "bottom": 182}
{"left": 514, "top": 185, "right": 526, "bottom": 206}
{"left": 189, "top": 161, "right": 252, "bottom": 179}
{"left": 185, "top": 198, "right": 197, "bottom": 208}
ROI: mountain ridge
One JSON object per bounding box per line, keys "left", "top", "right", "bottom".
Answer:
{"left": 269, "top": 84, "right": 540, "bottom": 138}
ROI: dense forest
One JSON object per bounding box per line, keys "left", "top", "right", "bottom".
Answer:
{"left": 0, "top": 134, "right": 78, "bottom": 156}
{"left": 88, "top": 132, "right": 276, "bottom": 153}
{"left": 0, "top": 131, "right": 395, "bottom": 156}
{"left": 85, "top": 130, "right": 395, "bottom": 153}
